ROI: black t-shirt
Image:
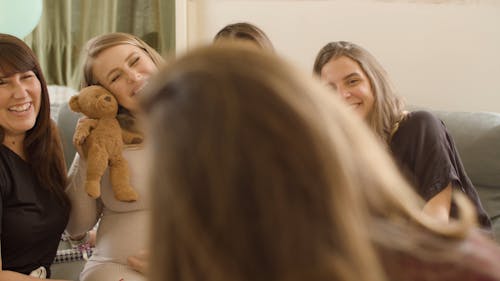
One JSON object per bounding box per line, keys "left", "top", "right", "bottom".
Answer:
{"left": 390, "top": 111, "right": 491, "bottom": 229}
{"left": 0, "top": 145, "right": 69, "bottom": 276}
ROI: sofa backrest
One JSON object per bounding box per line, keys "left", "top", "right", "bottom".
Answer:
{"left": 57, "top": 102, "right": 82, "bottom": 170}
{"left": 433, "top": 110, "right": 500, "bottom": 242}
{"left": 48, "top": 85, "right": 77, "bottom": 121}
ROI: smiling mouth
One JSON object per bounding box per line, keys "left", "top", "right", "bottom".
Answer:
{"left": 349, "top": 103, "right": 361, "bottom": 109}
{"left": 133, "top": 82, "right": 148, "bottom": 96}
{"left": 9, "top": 102, "right": 32, "bottom": 112}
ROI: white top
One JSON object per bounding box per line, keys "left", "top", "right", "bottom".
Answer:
{"left": 65, "top": 145, "right": 150, "bottom": 264}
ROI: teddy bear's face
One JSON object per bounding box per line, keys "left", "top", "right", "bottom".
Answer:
{"left": 69, "top": 85, "right": 119, "bottom": 119}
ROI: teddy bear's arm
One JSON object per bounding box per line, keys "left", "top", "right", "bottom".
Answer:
{"left": 121, "top": 129, "right": 144, "bottom": 145}
{"left": 73, "top": 119, "right": 99, "bottom": 145}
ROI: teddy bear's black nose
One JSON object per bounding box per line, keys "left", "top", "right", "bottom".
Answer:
{"left": 104, "top": 96, "right": 112, "bottom": 102}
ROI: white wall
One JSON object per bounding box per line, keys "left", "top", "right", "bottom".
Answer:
{"left": 178, "top": 0, "right": 500, "bottom": 112}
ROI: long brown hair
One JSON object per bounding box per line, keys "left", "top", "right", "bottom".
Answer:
{"left": 0, "top": 33, "right": 69, "bottom": 206}
{"left": 214, "top": 22, "right": 275, "bottom": 52}
{"left": 142, "top": 44, "right": 476, "bottom": 281}
{"left": 313, "top": 41, "right": 405, "bottom": 143}
{"left": 142, "top": 44, "right": 385, "bottom": 281}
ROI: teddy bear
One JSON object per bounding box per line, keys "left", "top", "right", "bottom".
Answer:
{"left": 69, "top": 85, "right": 141, "bottom": 202}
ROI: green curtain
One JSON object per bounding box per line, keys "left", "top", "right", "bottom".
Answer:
{"left": 24, "top": 0, "right": 175, "bottom": 88}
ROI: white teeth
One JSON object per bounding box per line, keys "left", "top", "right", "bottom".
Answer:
{"left": 9, "top": 102, "right": 31, "bottom": 112}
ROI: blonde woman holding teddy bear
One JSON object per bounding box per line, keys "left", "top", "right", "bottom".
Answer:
{"left": 65, "top": 32, "right": 163, "bottom": 281}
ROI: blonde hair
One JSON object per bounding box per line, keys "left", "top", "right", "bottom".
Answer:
{"left": 313, "top": 41, "right": 405, "bottom": 144}
{"left": 214, "top": 22, "right": 275, "bottom": 52}
{"left": 81, "top": 32, "right": 163, "bottom": 88}
{"left": 80, "top": 32, "right": 164, "bottom": 132}
{"left": 143, "top": 44, "right": 475, "bottom": 281}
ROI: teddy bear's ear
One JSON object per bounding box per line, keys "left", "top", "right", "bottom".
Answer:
{"left": 69, "top": 96, "right": 81, "bottom": 113}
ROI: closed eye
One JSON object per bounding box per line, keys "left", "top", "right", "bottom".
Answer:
{"left": 111, "top": 73, "right": 121, "bottom": 83}
{"left": 21, "top": 74, "right": 35, "bottom": 80}
{"left": 347, "top": 78, "right": 360, "bottom": 86}
{"left": 130, "top": 57, "right": 140, "bottom": 66}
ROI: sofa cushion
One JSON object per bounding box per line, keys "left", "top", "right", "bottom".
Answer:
{"left": 48, "top": 85, "right": 77, "bottom": 121}
{"left": 57, "top": 101, "right": 82, "bottom": 169}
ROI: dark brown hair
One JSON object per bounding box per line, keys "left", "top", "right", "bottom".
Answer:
{"left": 0, "top": 33, "right": 69, "bottom": 207}
{"left": 214, "top": 22, "right": 275, "bottom": 52}
{"left": 142, "top": 44, "right": 387, "bottom": 281}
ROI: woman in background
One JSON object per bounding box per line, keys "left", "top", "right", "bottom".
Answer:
{"left": 65, "top": 32, "right": 163, "bottom": 281}
{"left": 0, "top": 34, "right": 69, "bottom": 280}
{"left": 141, "top": 44, "right": 500, "bottom": 281}
{"left": 214, "top": 22, "right": 275, "bottom": 52}
{"left": 313, "top": 41, "right": 490, "bottom": 228}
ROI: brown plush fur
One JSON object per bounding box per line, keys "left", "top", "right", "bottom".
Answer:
{"left": 69, "top": 85, "right": 140, "bottom": 202}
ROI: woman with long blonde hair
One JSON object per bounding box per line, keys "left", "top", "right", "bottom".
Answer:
{"left": 65, "top": 32, "right": 164, "bottom": 281}
{"left": 313, "top": 41, "right": 490, "bottom": 228}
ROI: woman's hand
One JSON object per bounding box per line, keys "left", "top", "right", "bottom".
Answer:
{"left": 72, "top": 117, "right": 95, "bottom": 160}
{"left": 127, "top": 250, "right": 149, "bottom": 274}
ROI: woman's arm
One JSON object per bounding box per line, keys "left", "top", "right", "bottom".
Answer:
{"left": 65, "top": 154, "right": 102, "bottom": 237}
{"left": 0, "top": 255, "right": 70, "bottom": 281}
{"left": 422, "top": 183, "right": 452, "bottom": 222}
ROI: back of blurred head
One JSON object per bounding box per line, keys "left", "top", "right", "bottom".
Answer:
{"left": 142, "top": 44, "right": 474, "bottom": 281}
{"left": 213, "top": 22, "right": 275, "bottom": 52}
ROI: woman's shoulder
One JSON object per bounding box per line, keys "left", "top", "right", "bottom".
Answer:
{"left": 391, "top": 110, "right": 451, "bottom": 154}
{"left": 0, "top": 144, "right": 29, "bottom": 174}
{"left": 403, "top": 110, "right": 442, "bottom": 127}
{"left": 396, "top": 110, "right": 445, "bottom": 138}
{"left": 0, "top": 145, "right": 38, "bottom": 196}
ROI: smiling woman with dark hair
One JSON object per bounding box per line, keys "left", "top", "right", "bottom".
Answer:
{"left": 0, "top": 33, "right": 69, "bottom": 280}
